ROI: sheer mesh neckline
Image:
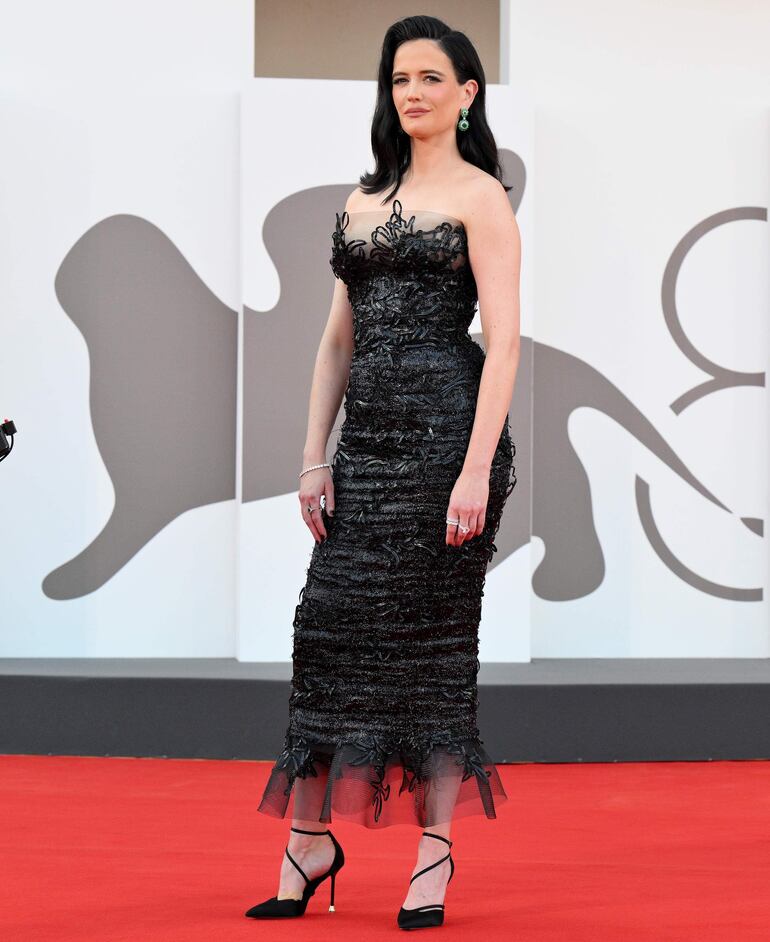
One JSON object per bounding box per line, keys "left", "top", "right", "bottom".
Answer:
{"left": 342, "top": 198, "right": 464, "bottom": 229}
{"left": 331, "top": 196, "right": 470, "bottom": 277}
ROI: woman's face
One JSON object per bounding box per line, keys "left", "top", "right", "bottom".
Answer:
{"left": 391, "top": 39, "right": 474, "bottom": 138}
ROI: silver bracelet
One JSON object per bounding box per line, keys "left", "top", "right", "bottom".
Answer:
{"left": 300, "top": 462, "right": 331, "bottom": 478}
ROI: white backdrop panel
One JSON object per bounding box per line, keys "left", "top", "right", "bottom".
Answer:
{"left": 530, "top": 102, "right": 769, "bottom": 656}
{"left": 0, "top": 90, "right": 240, "bottom": 656}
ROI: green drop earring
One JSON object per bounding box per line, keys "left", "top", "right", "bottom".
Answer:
{"left": 457, "top": 107, "right": 470, "bottom": 132}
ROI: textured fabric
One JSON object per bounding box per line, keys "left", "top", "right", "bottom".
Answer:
{"left": 257, "top": 198, "right": 517, "bottom": 829}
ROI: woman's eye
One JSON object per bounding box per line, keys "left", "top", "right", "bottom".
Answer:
{"left": 392, "top": 76, "right": 440, "bottom": 84}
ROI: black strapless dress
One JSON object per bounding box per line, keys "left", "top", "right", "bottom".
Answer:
{"left": 257, "top": 198, "right": 517, "bottom": 829}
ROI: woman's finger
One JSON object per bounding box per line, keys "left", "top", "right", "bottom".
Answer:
{"left": 315, "top": 493, "right": 328, "bottom": 541}
{"left": 457, "top": 513, "right": 472, "bottom": 546}
{"left": 447, "top": 507, "right": 485, "bottom": 546}
{"left": 447, "top": 510, "right": 468, "bottom": 547}
{"left": 464, "top": 511, "right": 479, "bottom": 542}
{"left": 445, "top": 506, "right": 459, "bottom": 546}
{"left": 324, "top": 479, "right": 335, "bottom": 518}
{"left": 298, "top": 491, "right": 325, "bottom": 543}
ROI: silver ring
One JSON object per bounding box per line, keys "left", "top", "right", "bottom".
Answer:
{"left": 446, "top": 517, "right": 460, "bottom": 525}
{"left": 458, "top": 524, "right": 470, "bottom": 534}
{"left": 307, "top": 506, "right": 320, "bottom": 514}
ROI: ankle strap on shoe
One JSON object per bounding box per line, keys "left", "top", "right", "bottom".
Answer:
{"left": 422, "top": 831, "right": 452, "bottom": 847}
{"left": 290, "top": 826, "right": 330, "bottom": 835}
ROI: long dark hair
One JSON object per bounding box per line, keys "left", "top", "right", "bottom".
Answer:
{"left": 359, "top": 15, "right": 511, "bottom": 203}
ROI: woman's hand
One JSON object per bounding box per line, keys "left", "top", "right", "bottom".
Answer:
{"left": 446, "top": 468, "right": 489, "bottom": 547}
{"left": 299, "top": 467, "right": 335, "bottom": 543}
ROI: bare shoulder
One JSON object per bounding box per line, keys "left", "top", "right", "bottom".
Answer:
{"left": 343, "top": 187, "right": 365, "bottom": 213}
{"left": 460, "top": 169, "right": 516, "bottom": 228}
{"left": 343, "top": 186, "right": 390, "bottom": 214}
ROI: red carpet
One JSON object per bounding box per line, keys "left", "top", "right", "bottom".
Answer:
{"left": 0, "top": 754, "right": 768, "bottom": 941}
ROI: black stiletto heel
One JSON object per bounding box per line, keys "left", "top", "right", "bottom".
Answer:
{"left": 244, "top": 825, "right": 345, "bottom": 919}
{"left": 397, "top": 831, "right": 455, "bottom": 930}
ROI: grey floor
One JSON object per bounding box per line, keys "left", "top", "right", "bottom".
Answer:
{"left": 1, "top": 657, "right": 769, "bottom": 683}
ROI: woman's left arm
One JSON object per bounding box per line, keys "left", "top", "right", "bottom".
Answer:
{"left": 446, "top": 178, "right": 521, "bottom": 547}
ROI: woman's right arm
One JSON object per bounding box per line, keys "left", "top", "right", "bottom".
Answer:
{"left": 299, "top": 272, "right": 354, "bottom": 542}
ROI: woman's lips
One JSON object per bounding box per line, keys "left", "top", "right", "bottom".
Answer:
{"left": 405, "top": 110, "right": 429, "bottom": 116}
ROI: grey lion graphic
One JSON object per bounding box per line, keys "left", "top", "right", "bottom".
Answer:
{"left": 46, "top": 152, "right": 765, "bottom": 604}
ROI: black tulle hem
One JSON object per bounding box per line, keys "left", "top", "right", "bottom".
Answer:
{"left": 256, "top": 731, "right": 508, "bottom": 830}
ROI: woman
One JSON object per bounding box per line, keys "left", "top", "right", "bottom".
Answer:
{"left": 247, "top": 14, "right": 521, "bottom": 930}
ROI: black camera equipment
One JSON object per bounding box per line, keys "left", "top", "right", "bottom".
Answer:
{"left": 0, "top": 418, "right": 17, "bottom": 461}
